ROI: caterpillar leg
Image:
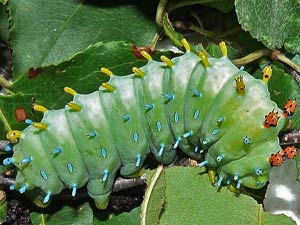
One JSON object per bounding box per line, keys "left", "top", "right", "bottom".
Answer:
{"left": 87, "top": 174, "right": 116, "bottom": 209}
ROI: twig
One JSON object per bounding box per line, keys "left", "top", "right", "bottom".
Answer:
{"left": 0, "top": 174, "right": 15, "bottom": 187}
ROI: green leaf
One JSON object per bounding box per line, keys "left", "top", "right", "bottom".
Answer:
{"left": 147, "top": 167, "right": 295, "bottom": 225}
{"left": 8, "top": 0, "right": 156, "bottom": 77}
{"left": 30, "top": 202, "right": 93, "bottom": 225}
{"left": 141, "top": 166, "right": 166, "bottom": 225}
{"left": 94, "top": 207, "right": 140, "bottom": 225}
{"left": 0, "top": 41, "right": 148, "bottom": 137}
{"left": 235, "top": 0, "right": 300, "bottom": 53}
{"left": 0, "top": 4, "right": 9, "bottom": 43}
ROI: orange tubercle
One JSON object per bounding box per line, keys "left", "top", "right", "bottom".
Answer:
{"left": 264, "top": 110, "right": 280, "bottom": 128}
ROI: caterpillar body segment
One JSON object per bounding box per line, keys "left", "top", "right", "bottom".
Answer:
{"left": 5, "top": 40, "right": 287, "bottom": 208}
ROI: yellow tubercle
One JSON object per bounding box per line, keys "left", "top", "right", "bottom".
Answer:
{"left": 132, "top": 67, "right": 145, "bottom": 78}
{"left": 6, "top": 130, "right": 22, "bottom": 142}
{"left": 64, "top": 87, "right": 77, "bottom": 96}
{"left": 227, "top": 182, "right": 240, "bottom": 194}
{"left": 33, "top": 104, "right": 47, "bottom": 113}
{"left": 262, "top": 66, "right": 272, "bottom": 84}
{"left": 181, "top": 38, "right": 190, "bottom": 52}
{"left": 100, "top": 67, "right": 113, "bottom": 77}
{"left": 101, "top": 82, "right": 115, "bottom": 92}
{"left": 67, "top": 102, "right": 82, "bottom": 111}
{"left": 140, "top": 50, "right": 152, "bottom": 61}
{"left": 219, "top": 41, "right": 227, "bottom": 57}
{"left": 208, "top": 168, "right": 217, "bottom": 184}
{"left": 33, "top": 122, "right": 48, "bottom": 130}
{"left": 160, "top": 55, "right": 173, "bottom": 68}
{"left": 235, "top": 75, "right": 245, "bottom": 96}
{"left": 199, "top": 51, "right": 210, "bottom": 68}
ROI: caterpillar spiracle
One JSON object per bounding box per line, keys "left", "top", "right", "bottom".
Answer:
{"left": 3, "top": 39, "right": 296, "bottom": 209}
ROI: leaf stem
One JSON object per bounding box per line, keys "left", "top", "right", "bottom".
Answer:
{"left": 140, "top": 165, "right": 164, "bottom": 225}
{"left": 257, "top": 204, "right": 263, "bottom": 225}
{"left": 0, "top": 108, "right": 12, "bottom": 131}
{"left": 0, "top": 75, "right": 12, "bottom": 89}
{"left": 156, "top": 0, "right": 168, "bottom": 26}
{"left": 276, "top": 52, "right": 300, "bottom": 74}
{"left": 232, "top": 49, "right": 272, "bottom": 66}
{"left": 233, "top": 49, "right": 300, "bottom": 74}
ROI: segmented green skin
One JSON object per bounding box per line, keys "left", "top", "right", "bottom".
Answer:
{"left": 11, "top": 51, "right": 284, "bottom": 209}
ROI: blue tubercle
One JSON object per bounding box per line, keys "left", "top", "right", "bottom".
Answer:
{"left": 174, "top": 137, "right": 181, "bottom": 149}
{"left": 101, "top": 148, "right": 107, "bottom": 158}
{"left": 212, "top": 128, "right": 219, "bottom": 135}
{"left": 191, "top": 89, "right": 202, "bottom": 98}
{"left": 254, "top": 167, "right": 263, "bottom": 176}
{"left": 87, "top": 131, "right": 97, "bottom": 138}
{"left": 21, "top": 156, "right": 32, "bottom": 164}
{"left": 236, "top": 180, "right": 241, "bottom": 189}
{"left": 217, "top": 116, "right": 225, "bottom": 124}
{"left": 156, "top": 121, "right": 162, "bottom": 132}
{"left": 67, "top": 162, "right": 73, "bottom": 173}
{"left": 4, "top": 144, "right": 12, "bottom": 152}
{"left": 233, "top": 174, "right": 239, "bottom": 181}
{"left": 102, "top": 170, "right": 109, "bottom": 182}
{"left": 243, "top": 136, "right": 251, "bottom": 144}
{"left": 9, "top": 184, "right": 15, "bottom": 190}
{"left": 217, "top": 177, "right": 223, "bottom": 187}
{"left": 182, "top": 131, "right": 192, "bottom": 138}
{"left": 52, "top": 147, "right": 62, "bottom": 155}
{"left": 71, "top": 184, "right": 77, "bottom": 197}
{"left": 135, "top": 154, "right": 141, "bottom": 167}
{"left": 144, "top": 103, "right": 154, "bottom": 110}
{"left": 194, "top": 146, "right": 199, "bottom": 153}
{"left": 202, "top": 138, "right": 209, "bottom": 145}
{"left": 162, "top": 93, "right": 174, "bottom": 101}
{"left": 43, "top": 192, "right": 51, "bottom": 203}
{"left": 40, "top": 170, "right": 48, "bottom": 180}
{"left": 174, "top": 112, "right": 179, "bottom": 123}
{"left": 25, "top": 119, "right": 33, "bottom": 125}
{"left": 19, "top": 184, "right": 28, "bottom": 194}
{"left": 3, "top": 157, "right": 14, "bottom": 165}
{"left": 198, "top": 161, "right": 208, "bottom": 167}
{"left": 123, "top": 114, "right": 131, "bottom": 122}
{"left": 158, "top": 144, "right": 164, "bottom": 157}
{"left": 216, "top": 154, "right": 224, "bottom": 162}
{"left": 193, "top": 110, "right": 200, "bottom": 120}
{"left": 133, "top": 132, "right": 139, "bottom": 143}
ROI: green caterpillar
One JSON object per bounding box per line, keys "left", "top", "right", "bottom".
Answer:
{"left": 3, "top": 39, "right": 287, "bottom": 209}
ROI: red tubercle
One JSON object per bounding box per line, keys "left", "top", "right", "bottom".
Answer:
{"left": 14, "top": 108, "right": 27, "bottom": 122}
{"left": 269, "top": 152, "right": 284, "bottom": 166}
{"left": 282, "top": 99, "right": 297, "bottom": 118}
{"left": 28, "top": 67, "right": 42, "bottom": 79}
{"left": 280, "top": 146, "right": 297, "bottom": 159}
{"left": 264, "top": 110, "right": 280, "bottom": 128}
{"left": 270, "top": 146, "right": 297, "bottom": 167}
{"left": 132, "top": 45, "right": 156, "bottom": 59}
